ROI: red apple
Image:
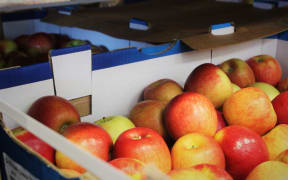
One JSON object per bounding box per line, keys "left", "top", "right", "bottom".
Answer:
{"left": 272, "top": 91, "right": 288, "bottom": 124}
{"left": 113, "top": 127, "right": 172, "bottom": 173}
{"left": 223, "top": 87, "right": 277, "bottom": 135}
{"left": 214, "top": 125, "right": 269, "bottom": 180}
{"left": 246, "top": 161, "right": 288, "bottom": 180}
{"left": 143, "top": 79, "right": 183, "bottom": 103}
{"left": 27, "top": 96, "right": 81, "bottom": 133}
{"left": 164, "top": 92, "right": 218, "bottom": 139}
{"left": 55, "top": 122, "right": 112, "bottom": 173}
{"left": 216, "top": 110, "right": 226, "bottom": 132}
{"left": 171, "top": 133, "right": 225, "bottom": 169}
{"left": 184, "top": 63, "right": 232, "bottom": 108}
{"left": 275, "top": 149, "right": 288, "bottom": 164}
{"left": 26, "top": 32, "right": 54, "bottom": 57}
{"left": 129, "top": 100, "right": 171, "bottom": 142}
{"left": 14, "top": 35, "right": 30, "bottom": 50}
{"left": 0, "top": 39, "right": 18, "bottom": 57}
{"left": 12, "top": 127, "right": 55, "bottom": 164}
{"left": 246, "top": 54, "right": 282, "bottom": 86}
{"left": 262, "top": 124, "right": 288, "bottom": 160}
{"left": 109, "top": 158, "right": 146, "bottom": 180}
{"left": 219, "top": 58, "right": 255, "bottom": 88}
{"left": 277, "top": 77, "right": 288, "bottom": 92}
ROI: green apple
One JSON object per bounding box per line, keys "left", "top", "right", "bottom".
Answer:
{"left": 231, "top": 83, "right": 241, "bottom": 93}
{"left": 94, "top": 115, "right": 135, "bottom": 143}
{"left": 249, "top": 82, "right": 280, "bottom": 100}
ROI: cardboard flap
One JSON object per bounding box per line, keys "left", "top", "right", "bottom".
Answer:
{"left": 42, "top": 0, "right": 288, "bottom": 50}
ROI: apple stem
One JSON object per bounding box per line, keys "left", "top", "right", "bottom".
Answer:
{"left": 59, "top": 122, "right": 73, "bottom": 134}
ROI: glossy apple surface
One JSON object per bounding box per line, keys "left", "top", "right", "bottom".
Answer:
{"left": 249, "top": 82, "right": 280, "bottom": 101}
{"left": 113, "top": 127, "right": 172, "bottom": 173}
{"left": 55, "top": 122, "right": 112, "bottom": 173}
{"left": 272, "top": 92, "right": 288, "bottom": 124}
{"left": 12, "top": 127, "right": 55, "bottom": 164}
{"left": 171, "top": 133, "right": 225, "bottom": 169}
{"left": 184, "top": 63, "right": 232, "bottom": 108}
{"left": 262, "top": 124, "right": 288, "bottom": 160}
{"left": 247, "top": 54, "right": 282, "bottom": 86}
{"left": 223, "top": 87, "right": 277, "bottom": 135}
{"left": 219, "top": 58, "right": 255, "bottom": 88}
{"left": 143, "top": 79, "right": 183, "bottom": 103}
{"left": 214, "top": 125, "right": 269, "bottom": 180}
{"left": 164, "top": 92, "right": 218, "bottom": 139}
{"left": 129, "top": 100, "right": 170, "bottom": 142}
{"left": 246, "top": 161, "right": 288, "bottom": 180}
{"left": 27, "top": 95, "right": 81, "bottom": 133}
{"left": 109, "top": 158, "right": 146, "bottom": 180}
{"left": 95, "top": 115, "right": 135, "bottom": 144}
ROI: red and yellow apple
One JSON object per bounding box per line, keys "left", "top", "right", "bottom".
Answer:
{"left": 94, "top": 115, "right": 135, "bottom": 144}
{"left": 215, "top": 125, "right": 269, "bottom": 180}
{"left": 218, "top": 58, "right": 255, "bottom": 88}
{"left": 184, "top": 63, "right": 232, "bottom": 108}
{"left": 246, "top": 54, "right": 282, "bottom": 86}
{"left": 246, "top": 161, "right": 288, "bottom": 180}
{"left": 262, "top": 124, "right": 288, "bottom": 160}
{"left": 129, "top": 100, "right": 170, "bottom": 142}
{"left": 109, "top": 158, "right": 146, "bottom": 180}
{"left": 223, "top": 87, "right": 277, "bottom": 135}
{"left": 164, "top": 92, "right": 218, "bottom": 139}
{"left": 272, "top": 91, "right": 288, "bottom": 124}
{"left": 55, "top": 122, "right": 112, "bottom": 173}
{"left": 27, "top": 95, "right": 81, "bottom": 133}
{"left": 113, "top": 127, "right": 172, "bottom": 173}
{"left": 12, "top": 127, "right": 55, "bottom": 164}
{"left": 171, "top": 133, "right": 225, "bottom": 169}
{"left": 192, "top": 164, "right": 233, "bottom": 180}
{"left": 143, "top": 79, "right": 183, "bottom": 103}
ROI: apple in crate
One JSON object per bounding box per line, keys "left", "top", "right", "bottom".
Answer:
{"left": 129, "top": 100, "right": 171, "bottom": 142}
{"left": 26, "top": 32, "right": 54, "bottom": 57}
{"left": 12, "top": 127, "right": 55, "bottom": 164}
{"left": 246, "top": 54, "right": 282, "bottom": 86}
{"left": 223, "top": 87, "right": 277, "bottom": 135}
{"left": 262, "top": 124, "right": 288, "bottom": 160}
{"left": 55, "top": 122, "right": 112, "bottom": 173}
{"left": 164, "top": 92, "right": 218, "bottom": 139}
{"left": 184, "top": 63, "right": 232, "bottom": 108}
{"left": 0, "top": 39, "right": 18, "bottom": 56}
{"left": 143, "top": 79, "right": 183, "bottom": 103}
{"left": 249, "top": 82, "right": 280, "bottom": 101}
{"left": 218, "top": 58, "right": 255, "bottom": 88}
{"left": 171, "top": 133, "right": 225, "bottom": 169}
{"left": 113, "top": 127, "right": 172, "bottom": 173}
{"left": 277, "top": 77, "right": 288, "bottom": 92}
{"left": 272, "top": 91, "right": 288, "bottom": 124}
{"left": 275, "top": 149, "right": 288, "bottom": 164}
{"left": 94, "top": 115, "right": 135, "bottom": 144}
{"left": 27, "top": 96, "right": 80, "bottom": 133}
{"left": 214, "top": 125, "right": 269, "bottom": 180}
{"left": 109, "top": 158, "right": 146, "bottom": 180}
{"left": 168, "top": 164, "right": 233, "bottom": 180}
{"left": 246, "top": 161, "right": 288, "bottom": 180}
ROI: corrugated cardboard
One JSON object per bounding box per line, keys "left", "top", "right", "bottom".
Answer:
{"left": 42, "top": 0, "right": 288, "bottom": 50}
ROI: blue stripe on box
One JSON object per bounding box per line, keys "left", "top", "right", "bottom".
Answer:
{"left": 211, "top": 22, "right": 233, "bottom": 30}
{"left": 50, "top": 44, "right": 91, "bottom": 57}
{"left": 130, "top": 18, "right": 148, "bottom": 26}
{"left": 1, "top": 10, "right": 47, "bottom": 22}
{"left": 92, "top": 40, "right": 191, "bottom": 70}
{"left": 0, "top": 62, "right": 52, "bottom": 90}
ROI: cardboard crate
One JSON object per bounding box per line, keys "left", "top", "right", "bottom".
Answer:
{"left": 0, "top": 1, "right": 288, "bottom": 179}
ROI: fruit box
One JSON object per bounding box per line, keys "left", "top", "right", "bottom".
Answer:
{"left": 1, "top": 1, "right": 288, "bottom": 180}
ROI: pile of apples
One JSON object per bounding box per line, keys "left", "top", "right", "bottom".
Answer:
{"left": 11, "top": 54, "right": 288, "bottom": 180}
{"left": 0, "top": 32, "right": 108, "bottom": 69}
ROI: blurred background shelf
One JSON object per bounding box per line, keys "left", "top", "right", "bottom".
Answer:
{"left": 0, "top": 0, "right": 112, "bottom": 13}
